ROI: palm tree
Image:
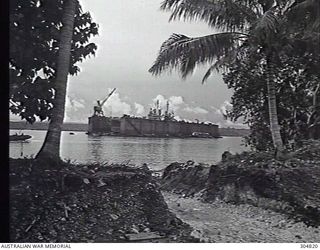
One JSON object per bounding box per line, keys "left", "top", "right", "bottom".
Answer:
{"left": 149, "top": 0, "right": 307, "bottom": 156}
{"left": 36, "top": 0, "right": 78, "bottom": 162}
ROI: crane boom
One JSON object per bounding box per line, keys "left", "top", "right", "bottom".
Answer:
{"left": 100, "top": 88, "right": 116, "bottom": 107}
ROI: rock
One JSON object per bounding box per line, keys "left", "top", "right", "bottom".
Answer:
{"left": 221, "top": 151, "right": 233, "bottom": 162}
{"left": 109, "top": 213, "right": 119, "bottom": 220}
{"left": 190, "top": 229, "right": 202, "bottom": 239}
{"left": 125, "top": 232, "right": 165, "bottom": 241}
{"left": 83, "top": 178, "right": 90, "bottom": 184}
{"left": 97, "top": 179, "right": 106, "bottom": 187}
{"left": 130, "top": 227, "right": 140, "bottom": 234}
{"left": 141, "top": 163, "right": 149, "bottom": 171}
{"left": 186, "top": 160, "right": 195, "bottom": 166}
{"left": 36, "top": 233, "right": 44, "bottom": 240}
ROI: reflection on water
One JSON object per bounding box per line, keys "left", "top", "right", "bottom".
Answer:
{"left": 10, "top": 130, "right": 247, "bottom": 170}
{"left": 90, "top": 140, "right": 104, "bottom": 162}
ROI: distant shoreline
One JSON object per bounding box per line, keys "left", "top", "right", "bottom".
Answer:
{"left": 9, "top": 121, "right": 250, "bottom": 137}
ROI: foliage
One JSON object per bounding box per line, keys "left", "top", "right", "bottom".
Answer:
{"left": 149, "top": 0, "right": 292, "bottom": 78}
{"left": 224, "top": 53, "right": 317, "bottom": 150}
{"left": 9, "top": 0, "right": 98, "bottom": 123}
{"left": 150, "top": 0, "right": 318, "bottom": 80}
{"left": 149, "top": 0, "right": 320, "bottom": 151}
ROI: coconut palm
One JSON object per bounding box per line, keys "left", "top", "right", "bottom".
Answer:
{"left": 36, "top": 0, "right": 78, "bottom": 161}
{"left": 149, "top": 0, "right": 312, "bottom": 156}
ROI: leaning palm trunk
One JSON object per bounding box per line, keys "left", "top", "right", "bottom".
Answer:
{"left": 266, "top": 55, "right": 284, "bottom": 155}
{"left": 36, "top": 0, "right": 77, "bottom": 161}
{"left": 307, "top": 83, "right": 320, "bottom": 139}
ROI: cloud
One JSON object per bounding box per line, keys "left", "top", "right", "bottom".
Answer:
{"left": 210, "top": 100, "right": 232, "bottom": 117}
{"left": 174, "top": 115, "right": 182, "bottom": 121}
{"left": 222, "top": 119, "right": 248, "bottom": 129}
{"left": 152, "top": 94, "right": 185, "bottom": 112}
{"left": 134, "top": 102, "right": 145, "bottom": 116}
{"left": 183, "top": 106, "right": 209, "bottom": 114}
{"left": 104, "top": 91, "right": 132, "bottom": 116}
{"left": 65, "top": 96, "right": 87, "bottom": 122}
{"left": 66, "top": 96, "right": 85, "bottom": 110}
{"left": 149, "top": 94, "right": 212, "bottom": 122}
{"left": 220, "top": 100, "right": 232, "bottom": 114}
{"left": 169, "top": 96, "right": 184, "bottom": 106}
{"left": 211, "top": 106, "right": 222, "bottom": 115}
{"left": 152, "top": 94, "right": 167, "bottom": 109}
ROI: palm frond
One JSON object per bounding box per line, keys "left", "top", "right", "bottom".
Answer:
{"left": 252, "top": 7, "right": 280, "bottom": 42}
{"left": 160, "top": 0, "right": 259, "bottom": 32}
{"left": 288, "top": 0, "right": 320, "bottom": 33}
{"left": 149, "top": 32, "right": 244, "bottom": 78}
{"left": 202, "top": 49, "right": 239, "bottom": 83}
{"left": 291, "top": 0, "right": 318, "bottom": 11}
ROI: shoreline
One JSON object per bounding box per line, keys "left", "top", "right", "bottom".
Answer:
{"left": 9, "top": 140, "right": 320, "bottom": 242}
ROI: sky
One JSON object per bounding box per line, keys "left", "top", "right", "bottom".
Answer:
{"left": 12, "top": 0, "right": 246, "bottom": 128}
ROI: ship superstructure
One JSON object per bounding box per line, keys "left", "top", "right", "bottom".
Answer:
{"left": 147, "top": 100, "right": 175, "bottom": 121}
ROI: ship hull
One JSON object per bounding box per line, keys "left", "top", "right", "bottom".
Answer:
{"left": 88, "top": 115, "right": 220, "bottom": 138}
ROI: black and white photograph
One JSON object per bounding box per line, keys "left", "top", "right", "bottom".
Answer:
{"left": 7, "top": 0, "right": 320, "bottom": 246}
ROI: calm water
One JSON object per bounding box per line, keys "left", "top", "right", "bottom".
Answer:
{"left": 10, "top": 130, "right": 247, "bottom": 170}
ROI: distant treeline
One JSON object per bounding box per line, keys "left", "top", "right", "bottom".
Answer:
{"left": 10, "top": 121, "right": 250, "bottom": 137}
{"left": 219, "top": 127, "right": 250, "bottom": 137}
{"left": 10, "top": 121, "right": 88, "bottom": 132}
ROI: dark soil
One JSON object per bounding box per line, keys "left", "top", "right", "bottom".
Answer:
{"left": 9, "top": 159, "right": 197, "bottom": 242}
{"left": 161, "top": 160, "right": 210, "bottom": 196}
{"left": 160, "top": 140, "right": 320, "bottom": 227}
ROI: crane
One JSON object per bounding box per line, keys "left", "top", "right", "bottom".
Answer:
{"left": 93, "top": 88, "right": 116, "bottom": 116}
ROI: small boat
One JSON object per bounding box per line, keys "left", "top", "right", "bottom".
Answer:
{"left": 191, "top": 132, "right": 213, "bottom": 138}
{"left": 10, "top": 133, "right": 32, "bottom": 141}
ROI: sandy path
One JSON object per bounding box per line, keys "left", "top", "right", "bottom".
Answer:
{"left": 162, "top": 192, "right": 320, "bottom": 243}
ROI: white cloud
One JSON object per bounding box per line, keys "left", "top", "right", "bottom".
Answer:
{"left": 211, "top": 106, "right": 222, "bottom": 115}
{"left": 65, "top": 96, "right": 87, "bottom": 122}
{"left": 104, "top": 92, "right": 132, "bottom": 116}
{"left": 220, "top": 100, "right": 232, "bottom": 114}
{"left": 183, "top": 106, "right": 209, "bottom": 114}
{"left": 174, "top": 115, "right": 182, "bottom": 121}
{"left": 66, "top": 96, "right": 85, "bottom": 110}
{"left": 152, "top": 94, "right": 166, "bottom": 108}
{"left": 151, "top": 94, "right": 185, "bottom": 112}
{"left": 169, "top": 96, "right": 184, "bottom": 106}
{"left": 134, "top": 102, "right": 145, "bottom": 116}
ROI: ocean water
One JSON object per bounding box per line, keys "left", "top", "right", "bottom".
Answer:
{"left": 9, "top": 130, "right": 247, "bottom": 170}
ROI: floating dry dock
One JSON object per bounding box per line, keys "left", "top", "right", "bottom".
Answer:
{"left": 88, "top": 115, "right": 220, "bottom": 138}
{"left": 88, "top": 99, "right": 220, "bottom": 138}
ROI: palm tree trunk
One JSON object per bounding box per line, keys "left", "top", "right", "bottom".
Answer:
{"left": 36, "top": 0, "right": 77, "bottom": 162}
{"left": 266, "top": 55, "right": 284, "bottom": 156}
{"left": 307, "top": 83, "right": 320, "bottom": 139}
